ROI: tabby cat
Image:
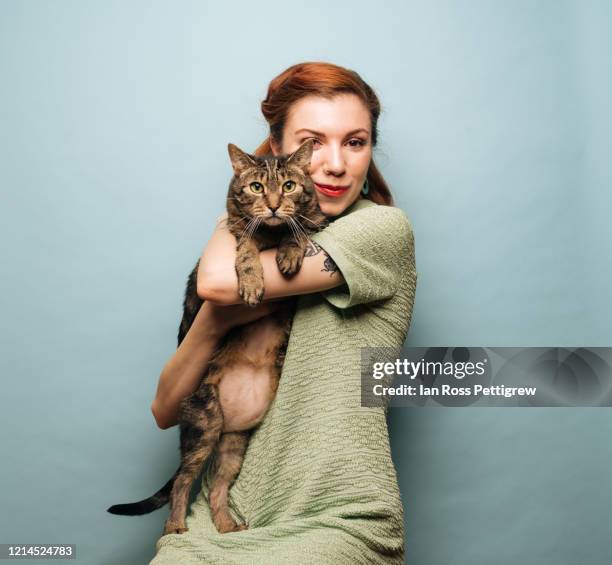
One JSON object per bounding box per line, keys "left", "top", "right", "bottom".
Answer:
{"left": 108, "top": 139, "right": 329, "bottom": 535}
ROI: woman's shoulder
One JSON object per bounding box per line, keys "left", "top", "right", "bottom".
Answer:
{"left": 338, "top": 199, "right": 415, "bottom": 241}
{"left": 308, "top": 199, "right": 416, "bottom": 309}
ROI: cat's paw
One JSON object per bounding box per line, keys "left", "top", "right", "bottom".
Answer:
{"left": 238, "top": 279, "right": 264, "bottom": 306}
{"left": 163, "top": 519, "right": 188, "bottom": 535}
{"left": 276, "top": 246, "right": 304, "bottom": 277}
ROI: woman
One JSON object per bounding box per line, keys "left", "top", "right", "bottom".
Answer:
{"left": 151, "top": 62, "right": 417, "bottom": 565}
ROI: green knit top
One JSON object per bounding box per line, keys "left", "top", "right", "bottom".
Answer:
{"left": 151, "top": 197, "right": 417, "bottom": 564}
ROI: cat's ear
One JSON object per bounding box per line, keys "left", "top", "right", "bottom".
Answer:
{"left": 286, "top": 139, "right": 314, "bottom": 172}
{"left": 228, "top": 143, "right": 257, "bottom": 175}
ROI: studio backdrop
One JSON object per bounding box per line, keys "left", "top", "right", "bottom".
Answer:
{"left": 1, "top": 1, "right": 611, "bottom": 564}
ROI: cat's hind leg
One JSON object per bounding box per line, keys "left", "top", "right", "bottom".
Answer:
{"left": 163, "top": 385, "right": 223, "bottom": 536}
{"left": 208, "top": 431, "right": 250, "bottom": 533}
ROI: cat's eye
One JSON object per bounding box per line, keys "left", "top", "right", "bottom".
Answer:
{"left": 282, "top": 181, "right": 296, "bottom": 193}
{"left": 249, "top": 182, "right": 264, "bottom": 194}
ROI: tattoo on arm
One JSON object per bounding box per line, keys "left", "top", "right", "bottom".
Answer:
{"left": 322, "top": 255, "right": 338, "bottom": 276}
{"left": 304, "top": 241, "right": 321, "bottom": 257}
{"left": 304, "top": 241, "right": 338, "bottom": 277}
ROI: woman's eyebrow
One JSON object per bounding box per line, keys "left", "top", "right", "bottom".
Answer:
{"left": 294, "top": 128, "right": 370, "bottom": 137}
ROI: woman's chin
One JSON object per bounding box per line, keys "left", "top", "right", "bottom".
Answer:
{"left": 318, "top": 199, "right": 351, "bottom": 217}
{"left": 317, "top": 199, "right": 339, "bottom": 214}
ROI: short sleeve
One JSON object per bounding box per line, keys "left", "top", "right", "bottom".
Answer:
{"left": 310, "top": 204, "right": 415, "bottom": 309}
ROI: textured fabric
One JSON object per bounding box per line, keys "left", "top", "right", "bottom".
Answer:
{"left": 151, "top": 197, "right": 417, "bottom": 564}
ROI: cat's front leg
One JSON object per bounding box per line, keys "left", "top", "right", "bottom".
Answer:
{"left": 236, "top": 238, "right": 265, "bottom": 306}
{"left": 276, "top": 234, "right": 308, "bottom": 277}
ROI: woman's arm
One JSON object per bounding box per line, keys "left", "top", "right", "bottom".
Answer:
{"left": 151, "top": 299, "right": 281, "bottom": 429}
{"left": 197, "top": 214, "right": 345, "bottom": 305}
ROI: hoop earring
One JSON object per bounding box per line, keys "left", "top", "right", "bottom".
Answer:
{"left": 361, "top": 178, "right": 370, "bottom": 195}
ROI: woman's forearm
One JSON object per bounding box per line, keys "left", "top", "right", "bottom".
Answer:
{"left": 151, "top": 302, "right": 223, "bottom": 430}
{"left": 197, "top": 215, "right": 344, "bottom": 305}
{"left": 151, "top": 299, "right": 282, "bottom": 429}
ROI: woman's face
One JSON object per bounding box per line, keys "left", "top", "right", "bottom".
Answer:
{"left": 272, "top": 93, "right": 372, "bottom": 217}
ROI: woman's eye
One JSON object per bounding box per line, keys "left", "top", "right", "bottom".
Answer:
{"left": 348, "top": 139, "right": 366, "bottom": 147}
{"left": 250, "top": 182, "right": 264, "bottom": 193}
{"left": 282, "top": 181, "right": 296, "bottom": 193}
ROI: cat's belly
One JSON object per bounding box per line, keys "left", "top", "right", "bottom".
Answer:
{"left": 211, "top": 312, "right": 289, "bottom": 432}
{"left": 217, "top": 364, "right": 276, "bottom": 432}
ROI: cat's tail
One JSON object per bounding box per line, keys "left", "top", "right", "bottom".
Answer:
{"left": 106, "top": 465, "right": 180, "bottom": 516}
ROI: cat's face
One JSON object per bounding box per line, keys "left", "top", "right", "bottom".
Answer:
{"left": 227, "top": 140, "right": 317, "bottom": 228}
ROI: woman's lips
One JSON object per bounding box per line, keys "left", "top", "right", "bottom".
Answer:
{"left": 314, "top": 182, "right": 350, "bottom": 198}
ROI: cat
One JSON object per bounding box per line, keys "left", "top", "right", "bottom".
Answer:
{"left": 108, "top": 139, "right": 328, "bottom": 536}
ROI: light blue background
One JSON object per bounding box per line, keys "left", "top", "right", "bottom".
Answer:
{"left": 1, "top": 1, "right": 611, "bottom": 564}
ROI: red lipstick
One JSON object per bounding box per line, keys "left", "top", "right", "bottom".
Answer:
{"left": 314, "top": 182, "right": 350, "bottom": 198}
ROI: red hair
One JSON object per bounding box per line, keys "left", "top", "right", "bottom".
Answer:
{"left": 253, "top": 62, "right": 394, "bottom": 206}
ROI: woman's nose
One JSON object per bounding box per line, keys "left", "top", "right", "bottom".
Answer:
{"left": 322, "top": 144, "right": 346, "bottom": 176}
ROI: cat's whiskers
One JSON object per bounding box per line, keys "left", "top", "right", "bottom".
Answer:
{"left": 248, "top": 217, "right": 261, "bottom": 239}
{"left": 251, "top": 217, "right": 263, "bottom": 239}
{"left": 288, "top": 217, "right": 308, "bottom": 245}
{"left": 237, "top": 217, "right": 259, "bottom": 247}
{"left": 245, "top": 216, "right": 262, "bottom": 244}
{"left": 284, "top": 217, "right": 301, "bottom": 244}
{"left": 290, "top": 217, "right": 310, "bottom": 243}
{"left": 296, "top": 214, "right": 321, "bottom": 228}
